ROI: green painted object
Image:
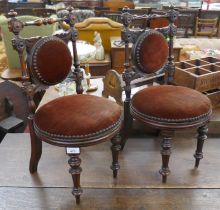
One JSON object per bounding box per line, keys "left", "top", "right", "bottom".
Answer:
{"left": 0, "top": 15, "right": 58, "bottom": 71}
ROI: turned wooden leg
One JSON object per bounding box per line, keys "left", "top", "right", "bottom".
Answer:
{"left": 111, "top": 133, "right": 121, "bottom": 178}
{"left": 120, "top": 100, "right": 133, "bottom": 151}
{"left": 159, "top": 130, "right": 173, "bottom": 183}
{"left": 29, "top": 118, "right": 42, "bottom": 174}
{"left": 68, "top": 149, "right": 82, "bottom": 204}
{"left": 194, "top": 124, "right": 208, "bottom": 168}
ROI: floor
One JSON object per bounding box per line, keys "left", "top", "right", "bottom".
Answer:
{"left": 1, "top": 188, "right": 220, "bottom": 210}
{"left": 0, "top": 132, "right": 220, "bottom": 210}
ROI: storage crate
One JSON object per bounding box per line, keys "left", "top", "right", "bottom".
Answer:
{"left": 174, "top": 57, "right": 220, "bottom": 92}
{"left": 174, "top": 56, "right": 220, "bottom": 106}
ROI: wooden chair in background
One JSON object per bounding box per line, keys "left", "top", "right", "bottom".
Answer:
{"left": 177, "top": 8, "right": 199, "bottom": 37}
{"left": 201, "top": 6, "right": 220, "bottom": 37}
{"left": 195, "top": 17, "right": 217, "bottom": 37}
{"left": 8, "top": 8, "right": 122, "bottom": 204}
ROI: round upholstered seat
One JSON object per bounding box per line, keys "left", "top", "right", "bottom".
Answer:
{"left": 34, "top": 94, "right": 122, "bottom": 146}
{"left": 131, "top": 85, "right": 212, "bottom": 128}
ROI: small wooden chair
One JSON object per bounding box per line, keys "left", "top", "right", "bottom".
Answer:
{"left": 177, "top": 8, "right": 199, "bottom": 38}
{"left": 8, "top": 8, "right": 122, "bottom": 204}
{"left": 120, "top": 7, "right": 212, "bottom": 183}
{"left": 195, "top": 17, "right": 217, "bottom": 37}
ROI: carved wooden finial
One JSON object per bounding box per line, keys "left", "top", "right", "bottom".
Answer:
{"left": 67, "top": 6, "right": 74, "bottom": 12}
{"left": 43, "top": 18, "right": 48, "bottom": 25}
{"left": 8, "top": 12, "right": 24, "bottom": 35}
{"left": 33, "top": 19, "right": 44, "bottom": 26}
{"left": 122, "top": 6, "right": 130, "bottom": 13}
{"left": 8, "top": 9, "right": 17, "bottom": 18}
{"left": 169, "top": 4, "right": 174, "bottom": 10}
{"left": 46, "top": 18, "right": 56, "bottom": 25}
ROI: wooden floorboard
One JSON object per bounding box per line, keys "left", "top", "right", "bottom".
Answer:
{"left": 1, "top": 133, "right": 220, "bottom": 209}
{"left": 1, "top": 133, "right": 220, "bottom": 188}
{"left": 1, "top": 187, "right": 220, "bottom": 210}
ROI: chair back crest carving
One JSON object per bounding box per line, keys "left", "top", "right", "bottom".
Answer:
{"left": 131, "top": 29, "right": 168, "bottom": 74}
{"left": 121, "top": 6, "right": 178, "bottom": 84}
{"left": 8, "top": 7, "right": 83, "bottom": 93}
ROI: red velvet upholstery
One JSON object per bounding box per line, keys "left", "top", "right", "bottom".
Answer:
{"left": 132, "top": 30, "right": 168, "bottom": 74}
{"left": 29, "top": 37, "right": 72, "bottom": 86}
{"left": 34, "top": 94, "right": 121, "bottom": 138}
{"left": 131, "top": 85, "right": 212, "bottom": 122}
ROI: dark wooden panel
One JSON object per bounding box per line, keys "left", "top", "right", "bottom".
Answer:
{"left": 81, "top": 54, "right": 111, "bottom": 76}
{"left": 0, "top": 0, "right": 8, "bottom": 14}
{"left": 1, "top": 188, "right": 220, "bottom": 210}
{"left": 53, "top": 0, "right": 102, "bottom": 8}
{"left": 8, "top": 2, "right": 44, "bottom": 11}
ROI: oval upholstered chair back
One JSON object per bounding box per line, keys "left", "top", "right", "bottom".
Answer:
{"left": 131, "top": 29, "right": 169, "bottom": 74}
{"left": 27, "top": 36, "right": 72, "bottom": 86}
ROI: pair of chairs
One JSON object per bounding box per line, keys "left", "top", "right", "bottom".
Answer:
{"left": 8, "top": 6, "right": 212, "bottom": 204}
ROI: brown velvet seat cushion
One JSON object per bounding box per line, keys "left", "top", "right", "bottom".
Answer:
{"left": 131, "top": 85, "right": 212, "bottom": 123}
{"left": 34, "top": 94, "right": 121, "bottom": 139}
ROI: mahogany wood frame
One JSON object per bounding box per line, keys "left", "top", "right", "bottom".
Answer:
{"left": 120, "top": 6, "right": 211, "bottom": 182}
{"left": 8, "top": 7, "right": 121, "bottom": 204}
